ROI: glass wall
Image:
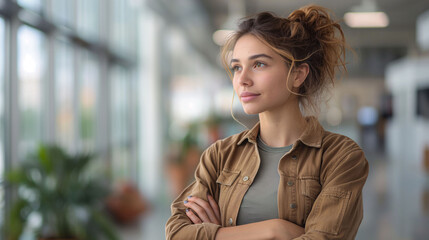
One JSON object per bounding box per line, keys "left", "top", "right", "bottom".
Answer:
{"left": 0, "top": 17, "right": 5, "bottom": 231}
{"left": 110, "top": 0, "right": 136, "bottom": 55}
{"left": 17, "top": 25, "right": 46, "bottom": 160}
{"left": 76, "top": 0, "right": 100, "bottom": 41}
{"left": 78, "top": 49, "right": 99, "bottom": 152}
{"left": 17, "top": 0, "right": 42, "bottom": 12}
{"left": 54, "top": 39, "right": 75, "bottom": 152}
{"left": 50, "top": 0, "right": 74, "bottom": 28}
{"left": 0, "top": 0, "right": 140, "bottom": 237}
{"left": 111, "top": 65, "right": 131, "bottom": 180}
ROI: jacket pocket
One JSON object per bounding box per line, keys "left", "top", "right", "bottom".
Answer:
{"left": 300, "top": 179, "right": 321, "bottom": 221}
{"left": 216, "top": 169, "right": 240, "bottom": 186}
{"left": 310, "top": 187, "right": 351, "bottom": 235}
{"left": 216, "top": 170, "right": 240, "bottom": 226}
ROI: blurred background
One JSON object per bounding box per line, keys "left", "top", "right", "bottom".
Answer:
{"left": 0, "top": 0, "right": 429, "bottom": 239}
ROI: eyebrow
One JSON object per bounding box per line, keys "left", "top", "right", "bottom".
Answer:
{"left": 230, "top": 53, "right": 273, "bottom": 63}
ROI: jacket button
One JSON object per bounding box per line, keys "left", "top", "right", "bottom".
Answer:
{"left": 243, "top": 176, "right": 249, "bottom": 181}
{"left": 290, "top": 203, "right": 297, "bottom": 209}
{"left": 291, "top": 155, "right": 297, "bottom": 160}
{"left": 229, "top": 218, "right": 233, "bottom": 225}
{"left": 287, "top": 181, "right": 294, "bottom": 186}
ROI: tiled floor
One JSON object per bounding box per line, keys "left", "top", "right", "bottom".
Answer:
{"left": 122, "top": 150, "right": 429, "bottom": 240}
{"left": 356, "top": 151, "right": 429, "bottom": 240}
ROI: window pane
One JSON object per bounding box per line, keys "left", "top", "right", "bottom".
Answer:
{"left": 18, "top": 25, "right": 46, "bottom": 159}
{"left": 17, "top": 0, "right": 42, "bottom": 12}
{"left": 50, "top": 0, "right": 74, "bottom": 28}
{"left": 78, "top": 50, "right": 98, "bottom": 152}
{"left": 0, "top": 17, "right": 5, "bottom": 230}
{"left": 110, "top": 0, "right": 137, "bottom": 55}
{"left": 55, "top": 40, "right": 75, "bottom": 152}
{"left": 111, "top": 65, "right": 130, "bottom": 180}
{"left": 76, "top": 0, "right": 100, "bottom": 41}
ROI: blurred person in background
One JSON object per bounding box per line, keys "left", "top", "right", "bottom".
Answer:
{"left": 166, "top": 5, "right": 368, "bottom": 240}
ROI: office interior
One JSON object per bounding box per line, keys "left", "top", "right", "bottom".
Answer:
{"left": 1, "top": 0, "right": 429, "bottom": 239}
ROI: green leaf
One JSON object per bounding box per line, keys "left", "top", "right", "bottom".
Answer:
{"left": 6, "top": 198, "right": 30, "bottom": 240}
{"left": 6, "top": 169, "right": 39, "bottom": 190}
{"left": 6, "top": 143, "right": 118, "bottom": 239}
{"left": 37, "top": 144, "right": 53, "bottom": 173}
{"left": 90, "top": 210, "right": 119, "bottom": 240}
{"left": 74, "top": 154, "right": 92, "bottom": 173}
{"left": 6, "top": 170, "right": 25, "bottom": 183}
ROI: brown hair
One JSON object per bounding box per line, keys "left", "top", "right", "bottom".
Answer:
{"left": 221, "top": 5, "right": 348, "bottom": 115}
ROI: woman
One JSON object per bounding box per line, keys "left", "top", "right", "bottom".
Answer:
{"left": 166, "top": 5, "right": 369, "bottom": 240}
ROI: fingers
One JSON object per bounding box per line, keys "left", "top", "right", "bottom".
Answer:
{"left": 189, "top": 196, "right": 220, "bottom": 224}
{"left": 207, "top": 194, "right": 221, "bottom": 222}
{"left": 184, "top": 195, "right": 220, "bottom": 225}
{"left": 184, "top": 198, "right": 211, "bottom": 223}
{"left": 185, "top": 208, "right": 202, "bottom": 224}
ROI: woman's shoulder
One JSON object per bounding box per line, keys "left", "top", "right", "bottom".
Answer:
{"left": 321, "top": 130, "right": 363, "bottom": 157}
{"left": 319, "top": 130, "right": 369, "bottom": 185}
{"left": 320, "top": 130, "right": 366, "bottom": 163}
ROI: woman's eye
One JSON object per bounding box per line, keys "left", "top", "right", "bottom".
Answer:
{"left": 254, "top": 62, "right": 266, "bottom": 68}
{"left": 231, "top": 65, "right": 241, "bottom": 73}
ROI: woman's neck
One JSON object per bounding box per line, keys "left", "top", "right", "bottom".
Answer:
{"left": 258, "top": 101, "right": 307, "bottom": 148}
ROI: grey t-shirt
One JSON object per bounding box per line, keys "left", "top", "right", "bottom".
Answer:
{"left": 236, "top": 136, "right": 292, "bottom": 225}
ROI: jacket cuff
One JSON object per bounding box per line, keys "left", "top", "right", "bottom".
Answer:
{"left": 203, "top": 222, "right": 221, "bottom": 240}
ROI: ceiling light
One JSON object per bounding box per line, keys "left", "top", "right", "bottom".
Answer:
{"left": 344, "top": 12, "right": 389, "bottom": 28}
{"left": 213, "top": 30, "right": 234, "bottom": 46}
{"left": 344, "top": 0, "right": 389, "bottom": 28}
{"left": 212, "top": 0, "right": 245, "bottom": 46}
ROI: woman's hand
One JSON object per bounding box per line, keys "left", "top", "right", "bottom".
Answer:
{"left": 184, "top": 194, "right": 221, "bottom": 225}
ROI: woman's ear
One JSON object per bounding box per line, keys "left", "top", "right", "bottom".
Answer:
{"left": 292, "top": 63, "right": 309, "bottom": 88}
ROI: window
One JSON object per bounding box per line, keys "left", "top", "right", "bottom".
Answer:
{"left": 50, "top": 0, "right": 74, "bottom": 28}
{"left": 110, "top": 0, "right": 137, "bottom": 55}
{"left": 1, "top": 2, "right": 140, "bottom": 237}
{"left": 17, "top": 25, "right": 46, "bottom": 160}
{"left": 111, "top": 65, "right": 131, "bottom": 180}
{"left": 55, "top": 39, "right": 75, "bottom": 151}
{"left": 78, "top": 49, "right": 98, "bottom": 152}
{"left": 110, "top": 66, "right": 127, "bottom": 178}
{"left": 76, "top": 0, "right": 100, "bottom": 41}
{"left": 17, "top": 0, "right": 43, "bottom": 13}
{"left": 0, "top": 17, "right": 5, "bottom": 230}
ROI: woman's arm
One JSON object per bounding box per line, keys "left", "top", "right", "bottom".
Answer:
{"left": 185, "top": 195, "right": 304, "bottom": 240}
{"left": 165, "top": 146, "right": 221, "bottom": 240}
{"left": 215, "top": 219, "right": 304, "bottom": 240}
{"left": 294, "top": 147, "right": 369, "bottom": 240}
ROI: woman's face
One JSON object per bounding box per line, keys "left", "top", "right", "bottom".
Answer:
{"left": 231, "top": 34, "right": 297, "bottom": 115}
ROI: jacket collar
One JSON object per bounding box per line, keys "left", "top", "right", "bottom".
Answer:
{"left": 237, "top": 116, "right": 324, "bottom": 148}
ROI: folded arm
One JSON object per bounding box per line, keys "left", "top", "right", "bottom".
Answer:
{"left": 185, "top": 195, "right": 304, "bottom": 240}
{"left": 214, "top": 219, "right": 304, "bottom": 240}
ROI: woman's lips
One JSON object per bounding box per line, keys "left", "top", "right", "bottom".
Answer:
{"left": 240, "top": 92, "right": 260, "bottom": 102}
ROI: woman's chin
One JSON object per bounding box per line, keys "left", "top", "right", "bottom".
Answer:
{"left": 242, "top": 107, "right": 261, "bottom": 115}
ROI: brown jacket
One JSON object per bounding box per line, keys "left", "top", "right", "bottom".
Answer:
{"left": 166, "top": 116, "right": 369, "bottom": 239}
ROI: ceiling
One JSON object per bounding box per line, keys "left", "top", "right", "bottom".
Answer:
{"left": 200, "top": 0, "right": 429, "bottom": 49}
{"left": 196, "top": 0, "right": 429, "bottom": 77}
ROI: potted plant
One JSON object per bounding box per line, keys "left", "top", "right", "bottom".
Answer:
{"left": 165, "top": 123, "right": 201, "bottom": 198}
{"left": 105, "top": 181, "right": 149, "bottom": 225}
{"left": 6, "top": 144, "right": 118, "bottom": 240}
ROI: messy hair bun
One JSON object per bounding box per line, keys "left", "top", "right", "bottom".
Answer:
{"left": 222, "top": 5, "right": 348, "bottom": 115}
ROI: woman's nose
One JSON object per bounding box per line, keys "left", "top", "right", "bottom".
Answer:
{"left": 237, "top": 68, "right": 252, "bottom": 86}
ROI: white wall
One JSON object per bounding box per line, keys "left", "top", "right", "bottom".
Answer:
{"left": 385, "top": 57, "right": 429, "bottom": 166}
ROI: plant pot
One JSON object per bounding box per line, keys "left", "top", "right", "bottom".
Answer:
{"left": 106, "top": 182, "right": 149, "bottom": 224}
{"left": 166, "top": 163, "right": 189, "bottom": 198}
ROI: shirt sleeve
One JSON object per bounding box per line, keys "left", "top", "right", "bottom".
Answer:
{"left": 165, "top": 143, "right": 221, "bottom": 240}
{"left": 293, "top": 146, "right": 369, "bottom": 240}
